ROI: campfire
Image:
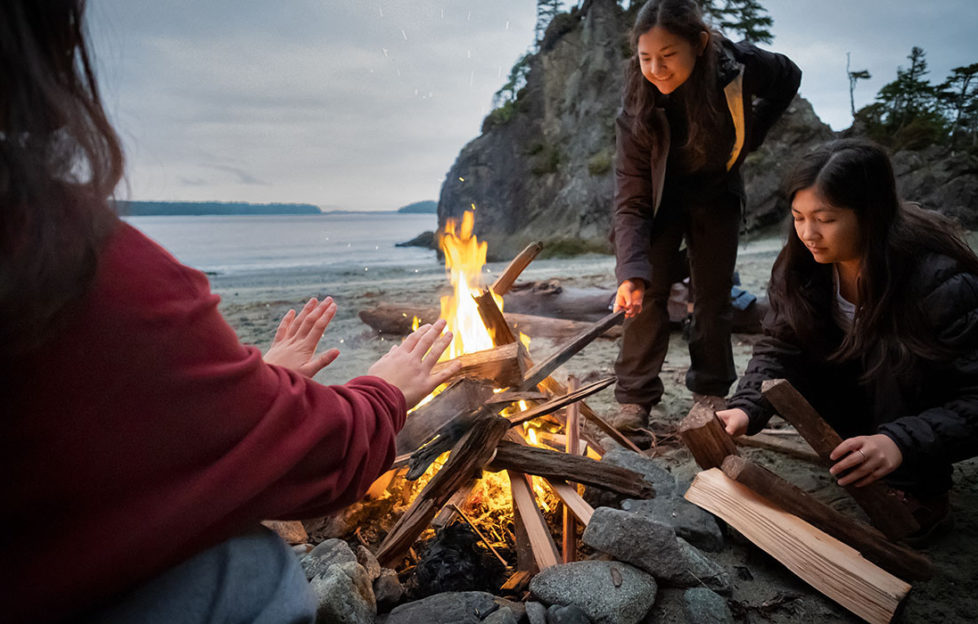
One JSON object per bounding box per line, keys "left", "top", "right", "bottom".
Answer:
{"left": 355, "top": 210, "right": 652, "bottom": 593}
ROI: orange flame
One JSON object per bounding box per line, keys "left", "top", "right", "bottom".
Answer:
{"left": 438, "top": 211, "right": 503, "bottom": 359}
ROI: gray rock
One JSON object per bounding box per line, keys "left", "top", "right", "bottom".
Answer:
{"left": 385, "top": 591, "right": 499, "bottom": 624}
{"left": 355, "top": 545, "right": 381, "bottom": 581}
{"left": 601, "top": 449, "right": 678, "bottom": 498}
{"left": 547, "top": 603, "right": 593, "bottom": 623}
{"left": 683, "top": 588, "right": 734, "bottom": 624}
{"left": 302, "top": 538, "right": 358, "bottom": 581}
{"left": 582, "top": 507, "right": 729, "bottom": 593}
{"left": 309, "top": 560, "right": 376, "bottom": 624}
{"left": 374, "top": 568, "right": 404, "bottom": 612}
{"left": 483, "top": 606, "right": 519, "bottom": 624}
{"left": 529, "top": 560, "right": 657, "bottom": 624}
{"left": 526, "top": 601, "right": 548, "bottom": 624}
{"left": 620, "top": 497, "right": 724, "bottom": 552}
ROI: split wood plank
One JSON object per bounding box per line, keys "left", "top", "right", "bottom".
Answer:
{"left": 430, "top": 482, "right": 475, "bottom": 528}
{"left": 375, "top": 412, "right": 511, "bottom": 567}
{"left": 721, "top": 456, "right": 933, "bottom": 581}
{"left": 396, "top": 378, "right": 495, "bottom": 455}
{"left": 503, "top": 429, "right": 540, "bottom": 573}
{"left": 562, "top": 378, "right": 581, "bottom": 564}
{"left": 685, "top": 468, "right": 911, "bottom": 624}
{"left": 484, "top": 390, "right": 550, "bottom": 406}
{"left": 475, "top": 288, "right": 517, "bottom": 345}
{"left": 500, "top": 570, "right": 533, "bottom": 593}
{"left": 508, "top": 470, "right": 561, "bottom": 570}
{"left": 761, "top": 379, "right": 920, "bottom": 540}
{"left": 487, "top": 440, "right": 653, "bottom": 498}
{"left": 491, "top": 241, "right": 544, "bottom": 296}
{"left": 507, "top": 376, "right": 616, "bottom": 427}
{"left": 519, "top": 310, "right": 626, "bottom": 390}
{"left": 677, "top": 403, "right": 739, "bottom": 469}
{"left": 547, "top": 479, "right": 594, "bottom": 525}
{"left": 431, "top": 342, "right": 530, "bottom": 388}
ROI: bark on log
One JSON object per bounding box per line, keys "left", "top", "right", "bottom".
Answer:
{"left": 685, "top": 469, "right": 911, "bottom": 624}
{"left": 761, "top": 379, "right": 920, "bottom": 540}
{"left": 721, "top": 456, "right": 934, "bottom": 581}
{"left": 396, "top": 378, "right": 495, "bottom": 456}
{"left": 487, "top": 440, "right": 654, "bottom": 498}
{"left": 677, "top": 403, "right": 740, "bottom": 469}
{"left": 519, "top": 310, "right": 626, "bottom": 389}
{"left": 431, "top": 342, "right": 530, "bottom": 388}
{"left": 376, "top": 412, "right": 511, "bottom": 567}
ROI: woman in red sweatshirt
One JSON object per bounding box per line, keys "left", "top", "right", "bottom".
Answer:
{"left": 0, "top": 2, "right": 457, "bottom": 621}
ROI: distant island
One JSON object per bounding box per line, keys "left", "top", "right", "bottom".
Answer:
{"left": 115, "top": 200, "right": 322, "bottom": 216}
{"left": 397, "top": 200, "right": 437, "bottom": 214}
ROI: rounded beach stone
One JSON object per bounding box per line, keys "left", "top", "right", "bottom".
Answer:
{"left": 528, "top": 560, "right": 656, "bottom": 624}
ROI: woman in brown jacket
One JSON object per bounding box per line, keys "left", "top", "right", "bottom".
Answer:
{"left": 611, "top": 0, "right": 800, "bottom": 427}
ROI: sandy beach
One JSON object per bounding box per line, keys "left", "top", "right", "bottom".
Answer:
{"left": 216, "top": 231, "right": 978, "bottom": 622}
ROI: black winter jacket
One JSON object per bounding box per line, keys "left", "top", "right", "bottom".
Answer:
{"left": 728, "top": 253, "right": 978, "bottom": 477}
{"left": 613, "top": 39, "right": 801, "bottom": 285}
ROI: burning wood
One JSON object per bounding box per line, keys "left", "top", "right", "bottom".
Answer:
{"left": 430, "top": 342, "right": 531, "bottom": 388}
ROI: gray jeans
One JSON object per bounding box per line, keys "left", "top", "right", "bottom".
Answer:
{"left": 81, "top": 527, "right": 316, "bottom": 624}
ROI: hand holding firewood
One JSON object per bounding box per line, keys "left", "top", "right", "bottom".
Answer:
{"left": 368, "top": 319, "right": 461, "bottom": 408}
{"left": 263, "top": 296, "right": 341, "bottom": 377}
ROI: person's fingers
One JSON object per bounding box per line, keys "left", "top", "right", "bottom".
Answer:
{"left": 296, "top": 298, "right": 330, "bottom": 338}
{"left": 422, "top": 331, "right": 454, "bottom": 369}
{"left": 273, "top": 309, "right": 295, "bottom": 344}
{"left": 429, "top": 359, "right": 462, "bottom": 388}
{"left": 302, "top": 300, "right": 336, "bottom": 345}
{"left": 412, "top": 320, "right": 447, "bottom": 358}
{"left": 400, "top": 323, "right": 432, "bottom": 353}
{"left": 313, "top": 348, "right": 341, "bottom": 370}
{"left": 829, "top": 438, "right": 858, "bottom": 462}
{"left": 851, "top": 468, "right": 887, "bottom": 488}
{"left": 290, "top": 298, "right": 319, "bottom": 337}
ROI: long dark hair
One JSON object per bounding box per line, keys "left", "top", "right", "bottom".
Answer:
{"left": 770, "top": 138, "right": 978, "bottom": 379}
{"left": 622, "top": 0, "right": 724, "bottom": 171}
{"left": 0, "top": 0, "right": 123, "bottom": 359}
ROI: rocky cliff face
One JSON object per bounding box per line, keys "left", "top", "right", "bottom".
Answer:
{"left": 437, "top": 0, "right": 977, "bottom": 261}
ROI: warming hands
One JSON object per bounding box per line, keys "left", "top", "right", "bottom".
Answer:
{"left": 614, "top": 278, "right": 646, "bottom": 319}
{"left": 263, "top": 297, "right": 341, "bottom": 377}
{"left": 829, "top": 433, "right": 904, "bottom": 487}
{"left": 368, "top": 319, "right": 461, "bottom": 409}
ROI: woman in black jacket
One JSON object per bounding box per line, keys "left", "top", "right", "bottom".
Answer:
{"left": 612, "top": 0, "right": 800, "bottom": 427}
{"left": 718, "top": 138, "right": 978, "bottom": 536}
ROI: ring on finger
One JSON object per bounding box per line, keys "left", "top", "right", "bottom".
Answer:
{"left": 856, "top": 449, "right": 866, "bottom": 462}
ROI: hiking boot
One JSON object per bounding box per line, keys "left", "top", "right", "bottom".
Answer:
{"left": 610, "top": 403, "right": 650, "bottom": 431}
{"left": 692, "top": 393, "right": 727, "bottom": 411}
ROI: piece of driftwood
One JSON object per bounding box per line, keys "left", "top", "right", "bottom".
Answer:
{"left": 508, "top": 470, "right": 560, "bottom": 570}
{"left": 735, "top": 431, "right": 822, "bottom": 463}
{"left": 491, "top": 241, "right": 544, "bottom": 296}
{"left": 678, "top": 403, "right": 739, "bottom": 469}
{"left": 431, "top": 342, "right": 530, "bottom": 388}
{"left": 376, "top": 412, "right": 511, "bottom": 566}
{"left": 761, "top": 379, "right": 920, "bottom": 540}
{"left": 484, "top": 390, "right": 550, "bottom": 406}
{"left": 520, "top": 310, "right": 626, "bottom": 390}
{"left": 487, "top": 440, "right": 654, "bottom": 498}
{"left": 403, "top": 406, "right": 492, "bottom": 480}
{"left": 507, "top": 377, "right": 617, "bottom": 427}
{"left": 503, "top": 281, "right": 615, "bottom": 322}
{"left": 721, "top": 456, "right": 934, "bottom": 581}
{"left": 548, "top": 479, "right": 594, "bottom": 526}
{"left": 357, "top": 304, "right": 622, "bottom": 340}
{"left": 396, "top": 378, "right": 495, "bottom": 456}
{"left": 685, "top": 468, "right": 911, "bottom": 624}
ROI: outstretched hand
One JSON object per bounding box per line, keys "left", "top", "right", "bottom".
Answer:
{"left": 368, "top": 319, "right": 460, "bottom": 409}
{"left": 614, "top": 279, "right": 645, "bottom": 319}
{"left": 263, "top": 297, "right": 341, "bottom": 378}
{"left": 829, "top": 433, "right": 904, "bottom": 487}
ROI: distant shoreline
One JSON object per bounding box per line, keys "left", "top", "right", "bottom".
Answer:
{"left": 116, "top": 199, "right": 437, "bottom": 217}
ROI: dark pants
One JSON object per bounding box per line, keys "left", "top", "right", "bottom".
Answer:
{"left": 615, "top": 190, "right": 741, "bottom": 407}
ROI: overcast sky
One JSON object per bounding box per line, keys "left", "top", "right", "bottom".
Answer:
{"left": 88, "top": 0, "right": 977, "bottom": 211}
